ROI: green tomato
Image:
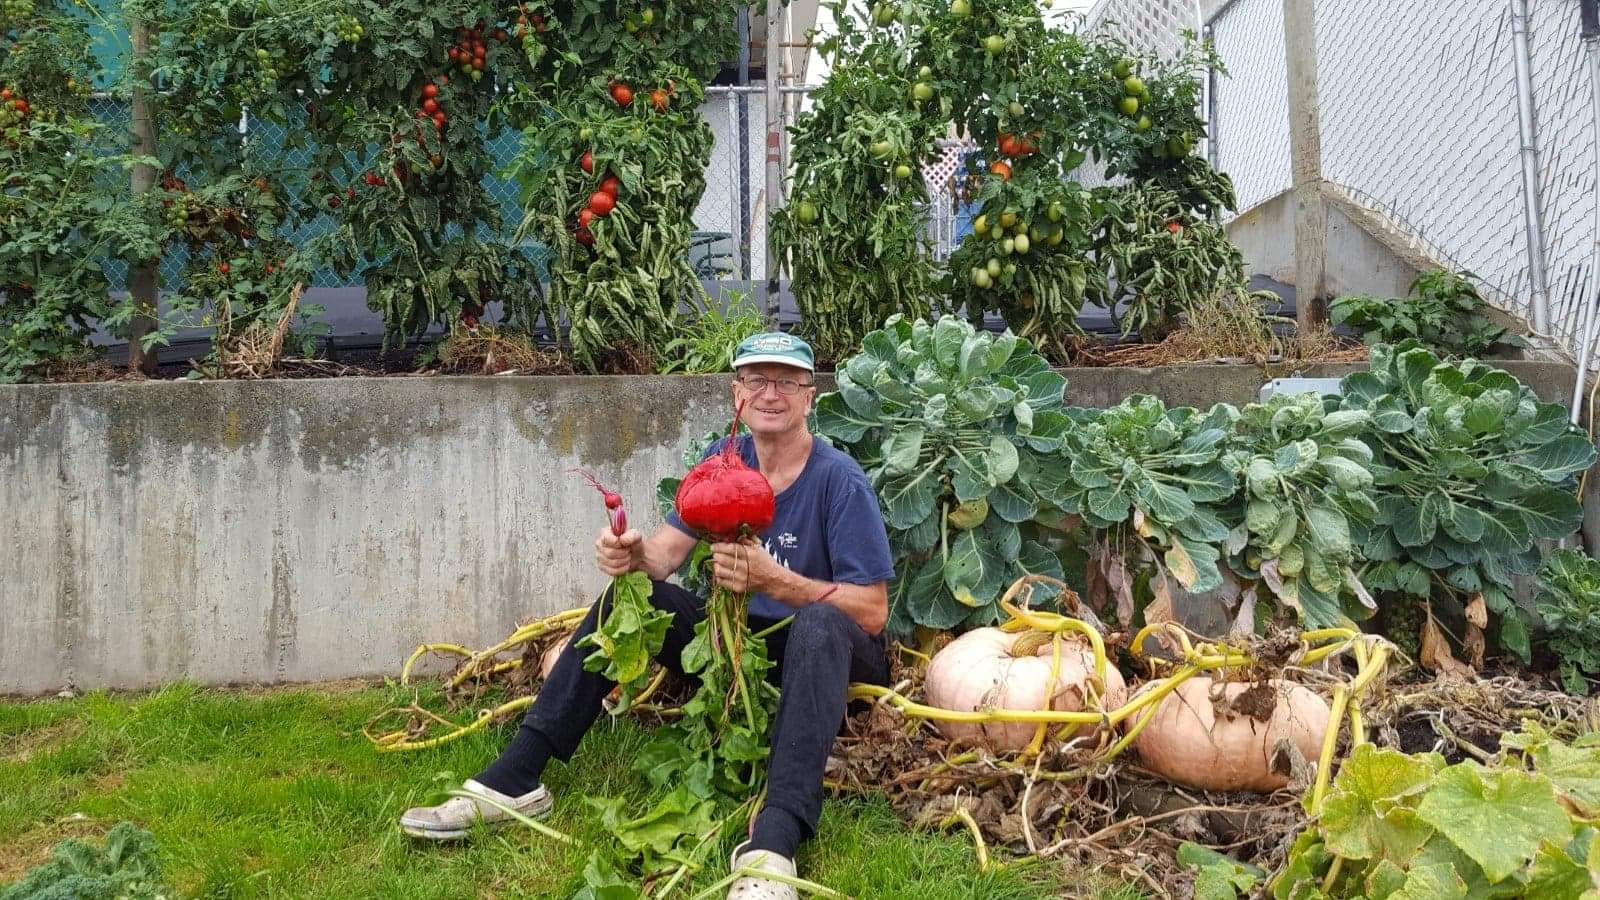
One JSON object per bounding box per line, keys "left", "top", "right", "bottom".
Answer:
{"left": 1137, "top": 114, "right": 1153, "bottom": 131}
{"left": 1012, "top": 222, "right": 1027, "bottom": 236}
{"left": 1001, "top": 236, "right": 1015, "bottom": 255}
{"left": 870, "top": 139, "right": 895, "bottom": 159}
{"left": 872, "top": 3, "right": 897, "bottom": 25}
{"left": 1047, "top": 227, "right": 1064, "bottom": 246}
{"left": 1047, "top": 201, "right": 1063, "bottom": 222}
{"left": 1124, "top": 75, "right": 1145, "bottom": 96}
{"left": 949, "top": 0, "right": 971, "bottom": 16}
{"left": 985, "top": 258, "right": 1002, "bottom": 278}
{"left": 974, "top": 269, "right": 992, "bottom": 289}
{"left": 1007, "top": 101, "right": 1024, "bottom": 119}
{"left": 579, "top": 127, "right": 593, "bottom": 140}
{"left": 1120, "top": 96, "right": 1140, "bottom": 116}
{"left": 1166, "top": 136, "right": 1186, "bottom": 158}
{"left": 1013, "top": 233, "right": 1030, "bottom": 254}
{"left": 797, "top": 200, "right": 818, "bottom": 224}
{"left": 1113, "top": 58, "right": 1133, "bottom": 79}
{"left": 1030, "top": 225, "right": 1046, "bottom": 242}
{"left": 912, "top": 82, "right": 934, "bottom": 101}
{"left": 991, "top": 224, "right": 1006, "bottom": 241}
{"left": 894, "top": 163, "right": 913, "bottom": 179}
{"left": 999, "top": 211, "right": 1017, "bottom": 228}
{"left": 972, "top": 213, "right": 988, "bottom": 234}
{"left": 918, "top": 65, "right": 933, "bottom": 79}
{"left": 1003, "top": 262, "right": 1017, "bottom": 277}
{"left": 982, "top": 34, "right": 1006, "bottom": 54}
{"left": 641, "top": 7, "right": 654, "bottom": 24}
{"left": 625, "top": 16, "right": 639, "bottom": 32}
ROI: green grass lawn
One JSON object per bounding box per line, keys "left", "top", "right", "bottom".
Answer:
{"left": 0, "top": 680, "right": 1143, "bottom": 899}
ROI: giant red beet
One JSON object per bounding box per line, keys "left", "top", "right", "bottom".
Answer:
{"left": 674, "top": 401, "right": 775, "bottom": 541}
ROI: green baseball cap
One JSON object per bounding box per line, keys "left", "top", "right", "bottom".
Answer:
{"left": 732, "top": 331, "right": 815, "bottom": 373}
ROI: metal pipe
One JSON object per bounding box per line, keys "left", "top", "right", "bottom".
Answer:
{"left": 1204, "top": 24, "right": 1219, "bottom": 170}
{"left": 737, "top": 9, "right": 752, "bottom": 283}
{"left": 1569, "top": 28, "right": 1600, "bottom": 421}
{"left": 1512, "top": 0, "right": 1553, "bottom": 334}
{"left": 764, "top": 1, "right": 784, "bottom": 325}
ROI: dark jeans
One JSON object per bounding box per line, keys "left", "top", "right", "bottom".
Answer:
{"left": 514, "top": 579, "right": 890, "bottom": 841}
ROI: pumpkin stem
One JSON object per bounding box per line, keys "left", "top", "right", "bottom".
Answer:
{"left": 1010, "top": 631, "right": 1052, "bottom": 657}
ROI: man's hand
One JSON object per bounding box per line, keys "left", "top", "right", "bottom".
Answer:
{"left": 710, "top": 539, "right": 780, "bottom": 594}
{"left": 595, "top": 527, "right": 643, "bottom": 578}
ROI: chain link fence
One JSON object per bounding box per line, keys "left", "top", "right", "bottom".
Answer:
{"left": 1206, "top": 0, "right": 1289, "bottom": 212}
{"left": 1200, "top": 0, "right": 1599, "bottom": 361}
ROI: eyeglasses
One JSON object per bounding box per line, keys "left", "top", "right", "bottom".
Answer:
{"left": 735, "top": 374, "right": 815, "bottom": 395}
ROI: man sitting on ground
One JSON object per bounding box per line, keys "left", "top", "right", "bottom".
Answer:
{"left": 400, "top": 332, "right": 895, "bottom": 900}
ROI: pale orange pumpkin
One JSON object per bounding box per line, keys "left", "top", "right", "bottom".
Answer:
{"left": 924, "top": 627, "right": 1127, "bottom": 752}
{"left": 539, "top": 637, "right": 568, "bottom": 680}
{"left": 1131, "top": 677, "right": 1330, "bottom": 793}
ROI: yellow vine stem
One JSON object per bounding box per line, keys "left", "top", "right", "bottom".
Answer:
{"left": 373, "top": 697, "right": 535, "bottom": 752}
{"left": 940, "top": 806, "right": 992, "bottom": 872}
{"left": 1020, "top": 633, "right": 1068, "bottom": 760}
{"left": 443, "top": 608, "right": 588, "bottom": 688}
{"left": 400, "top": 643, "right": 472, "bottom": 684}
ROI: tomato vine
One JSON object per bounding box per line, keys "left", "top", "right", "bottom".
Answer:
{"left": 0, "top": 2, "right": 161, "bottom": 382}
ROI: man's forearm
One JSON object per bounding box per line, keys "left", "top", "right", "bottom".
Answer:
{"left": 761, "top": 566, "right": 888, "bottom": 636}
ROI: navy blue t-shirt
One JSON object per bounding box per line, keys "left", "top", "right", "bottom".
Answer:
{"left": 666, "top": 434, "right": 896, "bottom": 620}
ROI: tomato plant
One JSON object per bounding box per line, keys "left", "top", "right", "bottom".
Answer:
{"left": 512, "top": 67, "right": 712, "bottom": 372}
{"left": 0, "top": 2, "right": 160, "bottom": 382}
{"left": 131, "top": 0, "right": 548, "bottom": 351}
{"left": 1088, "top": 182, "right": 1248, "bottom": 341}
{"left": 769, "top": 2, "right": 947, "bottom": 365}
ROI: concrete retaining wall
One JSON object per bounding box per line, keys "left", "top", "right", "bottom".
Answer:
{"left": 0, "top": 361, "right": 1580, "bottom": 694}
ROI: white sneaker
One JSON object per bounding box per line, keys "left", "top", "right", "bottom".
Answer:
{"left": 728, "top": 841, "right": 799, "bottom": 900}
{"left": 398, "top": 779, "right": 553, "bottom": 841}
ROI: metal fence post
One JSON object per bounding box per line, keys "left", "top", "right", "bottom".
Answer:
{"left": 1204, "top": 23, "right": 1219, "bottom": 171}
{"left": 1512, "top": 0, "right": 1553, "bottom": 334}
{"left": 126, "top": 20, "right": 160, "bottom": 375}
{"left": 1570, "top": 0, "right": 1600, "bottom": 420}
{"left": 764, "top": 3, "right": 783, "bottom": 327}
{"left": 1281, "top": 0, "right": 1328, "bottom": 328}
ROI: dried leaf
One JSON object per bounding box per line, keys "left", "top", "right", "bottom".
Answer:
{"left": 1271, "top": 736, "right": 1316, "bottom": 794}
{"left": 1347, "top": 568, "right": 1377, "bottom": 611}
{"left": 1464, "top": 623, "right": 1486, "bottom": 670}
{"left": 1465, "top": 592, "right": 1488, "bottom": 629}
{"left": 1230, "top": 586, "right": 1258, "bottom": 640}
{"left": 1260, "top": 559, "right": 1284, "bottom": 595}
{"left": 1106, "top": 554, "right": 1135, "bottom": 627}
{"left": 1143, "top": 569, "right": 1179, "bottom": 655}
{"left": 1421, "top": 610, "right": 1474, "bottom": 678}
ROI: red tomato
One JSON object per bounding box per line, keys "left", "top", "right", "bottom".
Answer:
{"left": 599, "top": 174, "right": 621, "bottom": 197}
{"left": 423, "top": 98, "right": 439, "bottom": 114}
{"left": 997, "top": 133, "right": 1018, "bottom": 157}
{"left": 433, "top": 111, "right": 447, "bottom": 129}
{"left": 650, "top": 89, "right": 669, "bottom": 112}
{"left": 588, "top": 191, "right": 616, "bottom": 216}
{"left": 422, "top": 83, "right": 439, "bottom": 99}
{"left": 580, "top": 150, "right": 594, "bottom": 174}
{"left": 578, "top": 208, "right": 595, "bottom": 228}
{"left": 575, "top": 227, "right": 594, "bottom": 246}
{"left": 990, "top": 160, "right": 1012, "bottom": 181}
{"left": 610, "top": 83, "right": 633, "bottom": 106}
